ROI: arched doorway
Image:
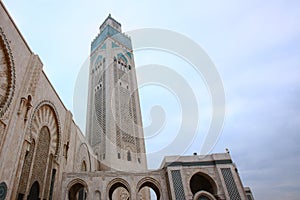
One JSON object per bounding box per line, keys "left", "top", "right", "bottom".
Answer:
{"left": 109, "top": 183, "right": 129, "bottom": 200}
{"left": 18, "top": 103, "right": 60, "bottom": 200}
{"left": 138, "top": 181, "right": 161, "bottom": 200}
{"left": 68, "top": 183, "right": 87, "bottom": 200}
{"left": 108, "top": 181, "right": 130, "bottom": 200}
{"left": 189, "top": 172, "right": 217, "bottom": 198}
{"left": 136, "top": 177, "right": 162, "bottom": 200}
{"left": 27, "top": 181, "right": 39, "bottom": 200}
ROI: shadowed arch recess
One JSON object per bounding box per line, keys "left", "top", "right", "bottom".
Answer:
{"left": 137, "top": 177, "right": 162, "bottom": 200}
{"left": 28, "top": 181, "right": 40, "bottom": 200}
{"left": 189, "top": 172, "right": 218, "bottom": 196}
{"left": 67, "top": 179, "right": 88, "bottom": 200}
{"left": 107, "top": 178, "right": 131, "bottom": 200}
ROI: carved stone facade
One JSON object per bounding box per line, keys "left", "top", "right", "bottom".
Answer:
{"left": 0, "top": 26, "right": 15, "bottom": 118}
{"left": 0, "top": 3, "right": 98, "bottom": 199}
{"left": 0, "top": 2, "right": 254, "bottom": 200}
{"left": 61, "top": 153, "right": 255, "bottom": 200}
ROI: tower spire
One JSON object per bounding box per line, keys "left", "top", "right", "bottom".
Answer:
{"left": 86, "top": 16, "right": 147, "bottom": 171}
{"left": 99, "top": 13, "right": 122, "bottom": 33}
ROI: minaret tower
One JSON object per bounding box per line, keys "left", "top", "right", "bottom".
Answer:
{"left": 86, "top": 14, "right": 147, "bottom": 171}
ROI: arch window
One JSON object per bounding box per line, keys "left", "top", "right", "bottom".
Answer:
{"left": 81, "top": 161, "right": 87, "bottom": 171}
{"left": 95, "top": 190, "right": 101, "bottom": 200}
{"left": 127, "top": 151, "right": 131, "bottom": 161}
{"left": 116, "top": 56, "right": 129, "bottom": 72}
{"left": 190, "top": 172, "right": 217, "bottom": 199}
{"left": 28, "top": 181, "right": 40, "bottom": 200}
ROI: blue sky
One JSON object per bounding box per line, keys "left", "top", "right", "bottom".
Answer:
{"left": 2, "top": 0, "right": 300, "bottom": 199}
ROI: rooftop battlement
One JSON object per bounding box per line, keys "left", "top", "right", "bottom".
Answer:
{"left": 160, "top": 153, "right": 233, "bottom": 168}
{"left": 91, "top": 15, "right": 132, "bottom": 53}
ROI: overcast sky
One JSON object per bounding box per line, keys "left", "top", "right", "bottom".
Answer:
{"left": 2, "top": 0, "right": 300, "bottom": 199}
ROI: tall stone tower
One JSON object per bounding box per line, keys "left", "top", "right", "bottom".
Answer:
{"left": 86, "top": 14, "right": 147, "bottom": 171}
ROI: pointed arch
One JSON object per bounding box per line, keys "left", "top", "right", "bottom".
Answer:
{"left": 81, "top": 160, "right": 87, "bottom": 171}
{"left": 127, "top": 150, "right": 131, "bottom": 161}
{"left": 95, "top": 190, "right": 101, "bottom": 200}
{"left": 76, "top": 143, "right": 92, "bottom": 172}
{"left": 117, "top": 53, "right": 128, "bottom": 64}
{"left": 29, "top": 100, "right": 61, "bottom": 157}
{"left": 28, "top": 181, "right": 40, "bottom": 200}
{"left": 136, "top": 177, "right": 162, "bottom": 200}
{"left": 107, "top": 178, "right": 131, "bottom": 200}
{"left": 20, "top": 101, "right": 61, "bottom": 199}
{"left": 189, "top": 171, "right": 218, "bottom": 197}
{"left": 67, "top": 179, "right": 88, "bottom": 200}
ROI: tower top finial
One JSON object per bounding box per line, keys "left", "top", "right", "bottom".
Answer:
{"left": 99, "top": 13, "right": 121, "bottom": 33}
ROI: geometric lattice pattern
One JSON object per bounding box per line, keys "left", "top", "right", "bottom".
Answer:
{"left": 91, "top": 56, "right": 106, "bottom": 156}
{"left": 221, "top": 168, "right": 241, "bottom": 200}
{"left": 171, "top": 170, "right": 186, "bottom": 200}
{"left": 113, "top": 59, "right": 140, "bottom": 155}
